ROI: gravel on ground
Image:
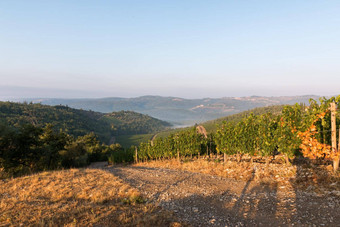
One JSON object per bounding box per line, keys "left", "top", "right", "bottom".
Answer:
{"left": 91, "top": 163, "right": 340, "bottom": 227}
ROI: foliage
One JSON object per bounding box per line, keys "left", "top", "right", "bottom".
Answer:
{"left": 103, "top": 111, "right": 171, "bottom": 135}
{"left": 0, "top": 102, "right": 171, "bottom": 145}
{"left": 297, "top": 96, "right": 340, "bottom": 160}
{"left": 0, "top": 123, "right": 121, "bottom": 177}
{"left": 298, "top": 112, "right": 333, "bottom": 160}
{"left": 108, "top": 145, "right": 134, "bottom": 164}
{"left": 0, "top": 102, "right": 112, "bottom": 142}
{"left": 137, "top": 127, "right": 209, "bottom": 161}
{"left": 115, "top": 134, "right": 154, "bottom": 148}
{"left": 202, "top": 105, "right": 286, "bottom": 133}
{"left": 276, "top": 104, "right": 305, "bottom": 158}
{"left": 136, "top": 96, "right": 340, "bottom": 164}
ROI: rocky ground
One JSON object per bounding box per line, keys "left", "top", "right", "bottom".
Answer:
{"left": 91, "top": 162, "right": 340, "bottom": 227}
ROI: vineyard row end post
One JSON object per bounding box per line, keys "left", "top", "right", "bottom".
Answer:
{"left": 135, "top": 147, "right": 138, "bottom": 163}
{"left": 331, "top": 102, "right": 339, "bottom": 171}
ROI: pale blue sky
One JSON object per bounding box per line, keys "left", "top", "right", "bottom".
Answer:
{"left": 1, "top": 1, "right": 340, "bottom": 99}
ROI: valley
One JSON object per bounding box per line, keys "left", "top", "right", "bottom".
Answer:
{"left": 2, "top": 1, "right": 339, "bottom": 226}
{"left": 1, "top": 96, "right": 340, "bottom": 226}
{"left": 25, "top": 95, "right": 319, "bottom": 126}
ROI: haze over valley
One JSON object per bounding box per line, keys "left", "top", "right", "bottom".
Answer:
{"left": 24, "top": 95, "right": 320, "bottom": 126}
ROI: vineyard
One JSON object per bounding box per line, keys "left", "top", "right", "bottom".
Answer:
{"left": 135, "top": 96, "right": 340, "bottom": 171}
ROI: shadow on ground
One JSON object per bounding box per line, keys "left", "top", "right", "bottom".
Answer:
{"left": 93, "top": 163, "right": 340, "bottom": 227}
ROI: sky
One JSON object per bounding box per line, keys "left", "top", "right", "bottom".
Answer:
{"left": 0, "top": 0, "right": 340, "bottom": 100}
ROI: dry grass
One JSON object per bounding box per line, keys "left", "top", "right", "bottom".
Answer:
{"left": 0, "top": 168, "right": 183, "bottom": 227}
{"left": 136, "top": 157, "right": 340, "bottom": 194}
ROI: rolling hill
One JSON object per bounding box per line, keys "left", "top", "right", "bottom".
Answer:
{"left": 0, "top": 102, "right": 171, "bottom": 146}
{"left": 25, "top": 95, "right": 319, "bottom": 126}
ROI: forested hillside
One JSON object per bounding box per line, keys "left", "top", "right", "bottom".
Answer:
{"left": 0, "top": 102, "right": 171, "bottom": 177}
{"left": 0, "top": 102, "right": 171, "bottom": 144}
{"left": 103, "top": 111, "right": 171, "bottom": 135}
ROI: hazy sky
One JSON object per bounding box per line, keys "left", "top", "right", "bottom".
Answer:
{"left": 1, "top": 1, "right": 340, "bottom": 99}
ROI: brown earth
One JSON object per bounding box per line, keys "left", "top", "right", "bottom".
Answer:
{"left": 94, "top": 161, "right": 340, "bottom": 227}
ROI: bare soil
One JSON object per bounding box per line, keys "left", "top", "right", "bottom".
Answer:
{"left": 95, "top": 162, "right": 340, "bottom": 227}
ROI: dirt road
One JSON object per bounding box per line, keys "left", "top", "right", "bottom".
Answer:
{"left": 93, "top": 163, "right": 340, "bottom": 226}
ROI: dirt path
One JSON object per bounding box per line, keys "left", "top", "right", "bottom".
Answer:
{"left": 93, "top": 163, "right": 340, "bottom": 226}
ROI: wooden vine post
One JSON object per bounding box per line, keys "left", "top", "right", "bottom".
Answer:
{"left": 135, "top": 147, "right": 138, "bottom": 163}
{"left": 331, "top": 102, "right": 339, "bottom": 171}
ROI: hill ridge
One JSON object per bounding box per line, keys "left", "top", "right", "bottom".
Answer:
{"left": 0, "top": 101, "right": 171, "bottom": 145}
{"left": 24, "top": 95, "right": 321, "bottom": 125}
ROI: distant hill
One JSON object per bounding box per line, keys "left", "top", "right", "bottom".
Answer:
{"left": 26, "top": 95, "right": 320, "bottom": 126}
{"left": 155, "top": 105, "right": 287, "bottom": 138}
{"left": 0, "top": 102, "right": 171, "bottom": 145}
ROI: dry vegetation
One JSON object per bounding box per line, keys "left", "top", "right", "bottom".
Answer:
{"left": 136, "top": 156, "right": 340, "bottom": 195}
{"left": 1, "top": 158, "right": 339, "bottom": 226}
{"left": 0, "top": 168, "right": 183, "bottom": 227}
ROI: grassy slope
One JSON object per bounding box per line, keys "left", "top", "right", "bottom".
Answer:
{"left": 0, "top": 168, "right": 183, "bottom": 226}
